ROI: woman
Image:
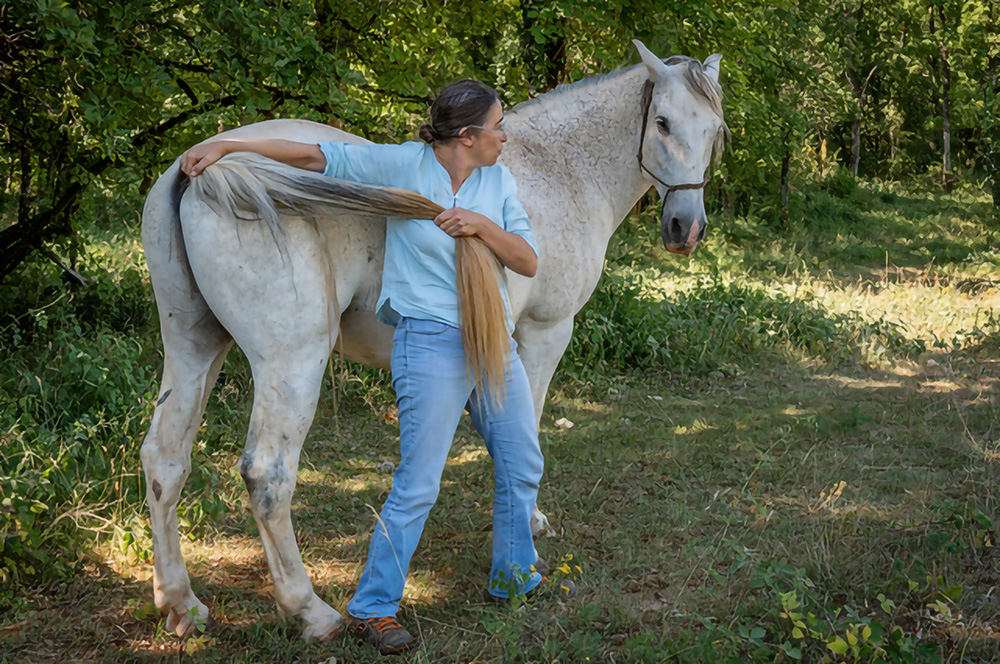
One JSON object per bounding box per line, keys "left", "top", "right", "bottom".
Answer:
{"left": 181, "top": 80, "right": 568, "bottom": 655}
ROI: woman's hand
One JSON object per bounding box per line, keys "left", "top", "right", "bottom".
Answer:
{"left": 434, "top": 207, "right": 537, "bottom": 277}
{"left": 180, "top": 141, "right": 233, "bottom": 177}
{"left": 433, "top": 207, "right": 494, "bottom": 237}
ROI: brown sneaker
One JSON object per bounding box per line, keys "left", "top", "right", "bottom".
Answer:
{"left": 351, "top": 616, "right": 416, "bottom": 655}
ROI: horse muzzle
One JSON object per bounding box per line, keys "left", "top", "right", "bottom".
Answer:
{"left": 662, "top": 216, "right": 705, "bottom": 255}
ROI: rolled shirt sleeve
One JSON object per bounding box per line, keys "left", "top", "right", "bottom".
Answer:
{"left": 318, "top": 141, "right": 423, "bottom": 188}
{"left": 499, "top": 166, "right": 538, "bottom": 257}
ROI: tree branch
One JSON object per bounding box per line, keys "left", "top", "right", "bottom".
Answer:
{"left": 38, "top": 244, "right": 88, "bottom": 286}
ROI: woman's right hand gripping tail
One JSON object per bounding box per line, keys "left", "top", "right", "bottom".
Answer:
{"left": 180, "top": 141, "right": 232, "bottom": 178}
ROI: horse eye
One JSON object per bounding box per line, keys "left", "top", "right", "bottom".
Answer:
{"left": 655, "top": 117, "right": 670, "bottom": 134}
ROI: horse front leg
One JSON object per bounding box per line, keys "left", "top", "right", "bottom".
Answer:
{"left": 141, "top": 324, "right": 232, "bottom": 636}
{"left": 513, "top": 316, "right": 575, "bottom": 537}
{"left": 240, "top": 349, "right": 343, "bottom": 641}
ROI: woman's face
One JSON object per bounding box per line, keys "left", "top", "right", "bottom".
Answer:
{"left": 467, "top": 100, "right": 507, "bottom": 166}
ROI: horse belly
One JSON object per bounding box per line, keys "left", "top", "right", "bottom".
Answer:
{"left": 337, "top": 296, "right": 394, "bottom": 370}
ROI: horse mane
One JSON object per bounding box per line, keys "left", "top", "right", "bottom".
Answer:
{"left": 512, "top": 58, "right": 724, "bottom": 121}
{"left": 509, "top": 64, "right": 643, "bottom": 116}
{"left": 511, "top": 57, "right": 728, "bottom": 165}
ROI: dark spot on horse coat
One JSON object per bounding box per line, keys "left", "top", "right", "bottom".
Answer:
{"left": 152, "top": 480, "right": 162, "bottom": 501}
{"left": 157, "top": 389, "right": 172, "bottom": 406}
{"left": 239, "top": 455, "right": 256, "bottom": 495}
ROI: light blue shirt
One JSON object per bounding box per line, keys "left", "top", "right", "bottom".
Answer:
{"left": 318, "top": 141, "right": 537, "bottom": 328}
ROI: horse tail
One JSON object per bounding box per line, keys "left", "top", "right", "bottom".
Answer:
{"left": 187, "top": 152, "right": 510, "bottom": 406}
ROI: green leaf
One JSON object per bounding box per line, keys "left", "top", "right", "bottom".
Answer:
{"left": 828, "top": 636, "right": 849, "bottom": 655}
{"left": 782, "top": 642, "right": 803, "bottom": 659}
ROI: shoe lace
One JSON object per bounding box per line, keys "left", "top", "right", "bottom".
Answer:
{"left": 367, "top": 616, "right": 403, "bottom": 633}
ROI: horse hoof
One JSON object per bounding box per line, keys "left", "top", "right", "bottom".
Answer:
{"left": 164, "top": 602, "right": 212, "bottom": 638}
{"left": 317, "top": 620, "right": 346, "bottom": 641}
{"left": 306, "top": 617, "right": 345, "bottom": 642}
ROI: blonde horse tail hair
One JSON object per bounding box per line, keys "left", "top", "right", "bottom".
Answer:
{"left": 455, "top": 238, "right": 510, "bottom": 408}
{"left": 186, "top": 151, "right": 511, "bottom": 403}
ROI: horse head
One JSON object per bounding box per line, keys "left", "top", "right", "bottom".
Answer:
{"left": 633, "top": 41, "right": 727, "bottom": 256}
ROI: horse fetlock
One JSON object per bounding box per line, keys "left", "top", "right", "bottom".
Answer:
{"left": 531, "top": 506, "right": 555, "bottom": 537}
{"left": 273, "top": 576, "right": 317, "bottom": 619}
{"left": 153, "top": 574, "right": 193, "bottom": 609}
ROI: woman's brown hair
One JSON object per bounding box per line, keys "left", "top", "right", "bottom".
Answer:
{"left": 419, "top": 80, "right": 500, "bottom": 144}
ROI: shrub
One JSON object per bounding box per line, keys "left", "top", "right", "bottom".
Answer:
{"left": 563, "top": 270, "right": 924, "bottom": 380}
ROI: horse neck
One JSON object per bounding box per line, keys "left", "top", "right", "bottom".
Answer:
{"left": 505, "top": 65, "right": 652, "bottom": 236}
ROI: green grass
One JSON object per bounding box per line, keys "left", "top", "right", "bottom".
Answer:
{"left": 2, "top": 181, "right": 999, "bottom": 662}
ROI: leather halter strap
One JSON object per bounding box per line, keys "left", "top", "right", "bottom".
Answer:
{"left": 637, "top": 79, "right": 711, "bottom": 196}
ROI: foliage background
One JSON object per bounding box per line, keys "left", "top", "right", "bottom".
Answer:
{"left": 1, "top": 1, "right": 999, "bottom": 661}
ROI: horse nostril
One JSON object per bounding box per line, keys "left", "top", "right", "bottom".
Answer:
{"left": 697, "top": 223, "right": 706, "bottom": 241}
{"left": 668, "top": 217, "right": 684, "bottom": 243}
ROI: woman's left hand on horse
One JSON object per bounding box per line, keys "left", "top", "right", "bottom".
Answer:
{"left": 434, "top": 208, "right": 493, "bottom": 238}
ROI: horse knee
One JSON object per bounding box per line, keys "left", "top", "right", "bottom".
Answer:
{"left": 141, "top": 439, "right": 190, "bottom": 506}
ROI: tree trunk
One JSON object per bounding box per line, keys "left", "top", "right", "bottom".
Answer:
{"left": 941, "top": 43, "right": 952, "bottom": 190}
{"left": 987, "top": 1, "right": 999, "bottom": 214}
{"left": 819, "top": 128, "right": 828, "bottom": 176}
{"left": 851, "top": 119, "right": 861, "bottom": 177}
{"left": 842, "top": 2, "right": 862, "bottom": 177}
{"left": 780, "top": 144, "right": 791, "bottom": 222}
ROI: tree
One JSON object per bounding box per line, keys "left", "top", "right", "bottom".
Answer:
{"left": 0, "top": 1, "right": 369, "bottom": 284}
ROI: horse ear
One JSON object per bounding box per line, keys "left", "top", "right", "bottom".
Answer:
{"left": 703, "top": 54, "right": 723, "bottom": 83}
{"left": 632, "top": 39, "right": 669, "bottom": 83}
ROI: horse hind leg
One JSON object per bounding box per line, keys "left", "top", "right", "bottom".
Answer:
{"left": 140, "top": 314, "right": 233, "bottom": 637}
{"left": 239, "top": 348, "right": 343, "bottom": 641}
{"left": 513, "top": 316, "right": 575, "bottom": 537}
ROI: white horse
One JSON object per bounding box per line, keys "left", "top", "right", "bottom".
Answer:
{"left": 139, "top": 40, "right": 726, "bottom": 640}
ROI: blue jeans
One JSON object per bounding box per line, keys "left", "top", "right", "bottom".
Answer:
{"left": 347, "top": 317, "right": 544, "bottom": 618}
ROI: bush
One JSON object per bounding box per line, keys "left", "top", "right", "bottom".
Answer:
{"left": 562, "top": 270, "right": 924, "bottom": 380}
{"left": 0, "top": 255, "right": 159, "bottom": 604}
{"left": 816, "top": 166, "right": 859, "bottom": 199}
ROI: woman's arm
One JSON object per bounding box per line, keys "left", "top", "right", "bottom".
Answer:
{"left": 434, "top": 208, "right": 538, "bottom": 278}
{"left": 180, "top": 139, "right": 326, "bottom": 177}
